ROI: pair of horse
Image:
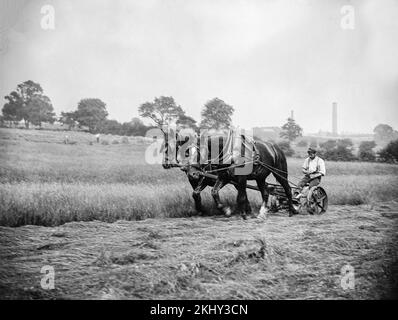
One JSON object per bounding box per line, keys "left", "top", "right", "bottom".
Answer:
{"left": 162, "top": 130, "right": 298, "bottom": 219}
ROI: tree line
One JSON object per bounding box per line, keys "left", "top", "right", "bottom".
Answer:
{"left": 1, "top": 80, "right": 398, "bottom": 162}
{"left": 1, "top": 81, "right": 236, "bottom": 136}
{"left": 279, "top": 137, "right": 398, "bottom": 163}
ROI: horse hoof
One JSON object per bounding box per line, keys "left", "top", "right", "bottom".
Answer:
{"left": 289, "top": 211, "right": 299, "bottom": 217}
{"left": 259, "top": 205, "right": 268, "bottom": 216}
{"left": 257, "top": 212, "right": 267, "bottom": 220}
{"left": 224, "top": 207, "right": 232, "bottom": 217}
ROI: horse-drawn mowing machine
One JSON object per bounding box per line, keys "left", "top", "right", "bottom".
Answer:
{"left": 266, "top": 183, "right": 328, "bottom": 215}
{"left": 196, "top": 170, "right": 329, "bottom": 215}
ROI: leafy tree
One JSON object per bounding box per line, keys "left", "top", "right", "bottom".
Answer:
{"left": 280, "top": 117, "right": 303, "bottom": 142}
{"left": 378, "top": 139, "right": 398, "bottom": 162}
{"left": 2, "top": 80, "right": 44, "bottom": 128}
{"left": 374, "top": 124, "right": 394, "bottom": 143}
{"left": 358, "top": 141, "right": 376, "bottom": 161}
{"left": 277, "top": 141, "right": 294, "bottom": 157}
{"left": 297, "top": 139, "right": 308, "bottom": 147}
{"left": 139, "top": 96, "right": 184, "bottom": 128}
{"left": 319, "top": 139, "right": 336, "bottom": 151}
{"left": 122, "top": 117, "right": 150, "bottom": 136}
{"left": 98, "top": 119, "right": 122, "bottom": 135}
{"left": 176, "top": 114, "right": 198, "bottom": 131}
{"left": 25, "top": 95, "right": 56, "bottom": 127}
{"left": 2, "top": 92, "right": 23, "bottom": 125}
{"left": 200, "top": 98, "right": 234, "bottom": 130}
{"left": 59, "top": 111, "right": 78, "bottom": 130}
{"left": 309, "top": 139, "right": 318, "bottom": 149}
{"left": 337, "top": 138, "right": 354, "bottom": 150}
{"left": 319, "top": 139, "right": 355, "bottom": 161}
{"left": 75, "top": 98, "right": 108, "bottom": 133}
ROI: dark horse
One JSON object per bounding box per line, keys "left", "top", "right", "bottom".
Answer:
{"left": 163, "top": 132, "right": 298, "bottom": 219}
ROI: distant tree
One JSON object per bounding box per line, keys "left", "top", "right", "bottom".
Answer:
{"left": 176, "top": 114, "right": 198, "bottom": 131}
{"left": 25, "top": 95, "right": 56, "bottom": 128}
{"left": 337, "top": 138, "right": 354, "bottom": 150}
{"left": 2, "top": 80, "right": 44, "bottom": 128}
{"left": 0, "top": 115, "right": 4, "bottom": 127}
{"left": 138, "top": 96, "right": 184, "bottom": 128}
{"left": 320, "top": 139, "right": 355, "bottom": 161}
{"left": 131, "top": 117, "right": 144, "bottom": 127}
{"left": 378, "top": 139, "right": 398, "bottom": 162}
{"left": 99, "top": 119, "right": 123, "bottom": 135}
{"left": 277, "top": 141, "right": 294, "bottom": 157}
{"left": 280, "top": 117, "right": 303, "bottom": 142}
{"left": 118, "top": 117, "right": 149, "bottom": 136}
{"left": 319, "top": 139, "right": 337, "bottom": 151}
{"left": 374, "top": 124, "right": 395, "bottom": 144}
{"left": 309, "top": 139, "right": 318, "bottom": 149}
{"left": 297, "top": 139, "right": 308, "bottom": 147}
{"left": 59, "top": 111, "right": 78, "bottom": 130}
{"left": 200, "top": 98, "right": 234, "bottom": 130}
{"left": 2, "top": 93, "right": 23, "bottom": 126}
{"left": 358, "top": 141, "right": 376, "bottom": 161}
{"left": 74, "top": 98, "right": 108, "bottom": 133}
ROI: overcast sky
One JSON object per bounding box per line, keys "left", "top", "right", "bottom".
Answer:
{"left": 0, "top": 0, "right": 397, "bottom": 134}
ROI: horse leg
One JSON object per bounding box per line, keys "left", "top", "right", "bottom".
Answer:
{"left": 211, "top": 178, "right": 231, "bottom": 216}
{"left": 189, "top": 176, "right": 206, "bottom": 214}
{"left": 233, "top": 184, "right": 252, "bottom": 216}
{"left": 256, "top": 178, "right": 269, "bottom": 219}
{"left": 245, "top": 198, "right": 252, "bottom": 216}
{"left": 275, "top": 174, "right": 299, "bottom": 217}
{"left": 193, "top": 182, "right": 207, "bottom": 214}
{"left": 235, "top": 177, "right": 249, "bottom": 220}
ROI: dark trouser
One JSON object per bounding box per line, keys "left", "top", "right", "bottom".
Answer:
{"left": 298, "top": 176, "right": 321, "bottom": 189}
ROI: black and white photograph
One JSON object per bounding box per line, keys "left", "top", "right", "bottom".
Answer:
{"left": 0, "top": 0, "right": 397, "bottom": 303}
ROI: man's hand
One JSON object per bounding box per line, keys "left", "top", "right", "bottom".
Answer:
{"left": 309, "top": 172, "right": 321, "bottom": 180}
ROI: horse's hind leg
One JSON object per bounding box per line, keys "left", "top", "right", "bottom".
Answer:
{"left": 235, "top": 177, "right": 250, "bottom": 220}
{"left": 245, "top": 198, "right": 252, "bottom": 215}
{"left": 211, "top": 178, "right": 230, "bottom": 216}
{"left": 275, "top": 174, "right": 299, "bottom": 217}
{"left": 233, "top": 184, "right": 252, "bottom": 216}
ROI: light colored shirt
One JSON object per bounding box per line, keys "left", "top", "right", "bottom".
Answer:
{"left": 302, "top": 156, "right": 326, "bottom": 176}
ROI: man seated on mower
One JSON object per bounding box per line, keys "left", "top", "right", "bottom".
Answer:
{"left": 296, "top": 147, "right": 326, "bottom": 197}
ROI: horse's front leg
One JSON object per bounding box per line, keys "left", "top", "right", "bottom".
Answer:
{"left": 211, "top": 178, "right": 230, "bottom": 216}
{"left": 256, "top": 178, "right": 269, "bottom": 219}
{"left": 188, "top": 175, "right": 206, "bottom": 214}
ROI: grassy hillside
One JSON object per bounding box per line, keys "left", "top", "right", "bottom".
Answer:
{"left": 1, "top": 128, "right": 398, "bottom": 227}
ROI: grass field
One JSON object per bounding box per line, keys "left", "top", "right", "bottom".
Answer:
{"left": 0, "top": 128, "right": 397, "bottom": 300}
{"left": 1, "top": 128, "right": 398, "bottom": 227}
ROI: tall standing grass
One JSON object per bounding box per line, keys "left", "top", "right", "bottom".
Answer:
{"left": 1, "top": 128, "right": 398, "bottom": 226}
